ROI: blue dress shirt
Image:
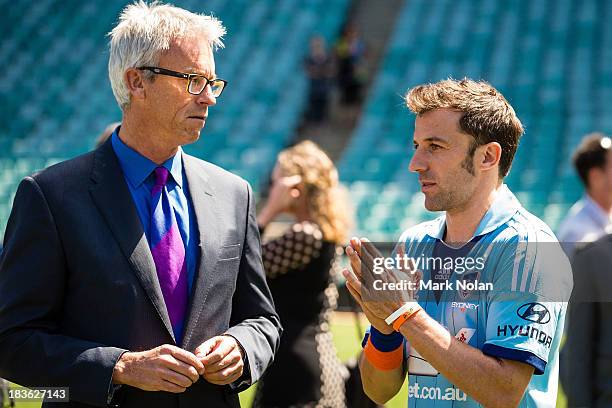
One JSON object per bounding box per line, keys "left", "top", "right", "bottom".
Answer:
{"left": 111, "top": 130, "right": 199, "bottom": 298}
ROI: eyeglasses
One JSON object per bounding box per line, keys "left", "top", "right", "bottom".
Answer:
{"left": 138, "top": 66, "right": 228, "bottom": 97}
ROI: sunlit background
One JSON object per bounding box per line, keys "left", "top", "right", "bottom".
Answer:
{"left": 2, "top": 0, "right": 610, "bottom": 406}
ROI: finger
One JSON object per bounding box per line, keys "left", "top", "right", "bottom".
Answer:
{"left": 169, "top": 347, "right": 205, "bottom": 375}
{"left": 355, "top": 238, "right": 381, "bottom": 273}
{"left": 396, "top": 244, "right": 416, "bottom": 275}
{"left": 201, "top": 336, "right": 235, "bottom": 366}
{"left": 357, "top": 246, "right": 377, "bottom": 276}
{"left": 397, "top": 244, "right": 405, "bottom": 259}
{"left": 205, "top": 373, "right": 241, "bottom": 385}
{"left": 363, "top": 240, "right": 405, "bottom": 285}
{"left": 204, "top": 349, "right": 242, "bottom": 374}
{"left": 159, "top": 355, "right": 200, "bottom": 383}
{"left": 194, "top": 337, "right": 221, "bottom": 357}
{"left": 349, "top": 237, "right": 362, "bottom": 255}
{"left": 345, "top": 279, "right": 363, "bottom": 305}
{"left": 361, "top": 238, "right": 383, "bottom": 260}
{"left": 343, "top": 267, "right": 364, "bottom": 304}
{"left": 360, "top": 239, "right": 384, "bottom": 275}
{"left": 342, "top": 267, "right": 362, "bottom": 293}
{"left": 397, "top": 244, "right": 412, "bottom": 267}
{"left": 161, "top": 368, "right": 195, "bottom": 389}
{"left": 195, "top": 338, "right": 222, "bottom": 374}
{"left": 414, "top": 270, "right": 423, "bottom": 288}
{"left": 396, "top": 244, "right": 407, "bottom": 271}
{"left": 159, "top": 379, "right": 187, "bottom": 393}
{"left": 204, "top": 362, "right": 243, "bottom": 384}
{"left": 345, "top": 245, "right": 363, "bottom": 279}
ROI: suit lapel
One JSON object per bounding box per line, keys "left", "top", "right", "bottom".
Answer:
{"left": 88, "top": 141, "right": 175, "bottom": 342}
{"left": 181, "top": 154, "right": 222, "bottom": 348}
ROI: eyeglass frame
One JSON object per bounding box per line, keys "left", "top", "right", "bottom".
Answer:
{"left": 137, "top": 66, "right": 228, "bottom": 97}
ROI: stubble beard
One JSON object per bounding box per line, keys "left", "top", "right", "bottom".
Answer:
{"left": 424, "top": 155, "right": 477, "bottom": 212}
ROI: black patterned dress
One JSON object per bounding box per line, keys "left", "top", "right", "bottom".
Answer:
{"left": 252, "top": 221, "right": 347, "bottom": 408}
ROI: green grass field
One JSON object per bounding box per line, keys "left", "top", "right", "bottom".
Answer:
{"left": 8, "top": 313, "right": 566, "bottom": 407}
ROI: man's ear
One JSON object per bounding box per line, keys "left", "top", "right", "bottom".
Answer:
{"left": 124, "top": 68, "right": 147, "bottom": 101}
{"left": 479, "top": 142, "right": 502, "bottom": 172}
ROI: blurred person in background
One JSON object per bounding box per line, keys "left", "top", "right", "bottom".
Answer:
{"left": 557, "top": 132, "right": 612, "bottom": 259}
{"left": 335, "top": 24, "right": 366, "bottom": 106}
{"left": 95, "top": 121, "right": 122, "bottom": 148}
{"left": 253, "top": 140, "right": 351, "bottom": 408}
{"left": 343, "top": 79, "right": 572, "bottom": 407}
{"left": 0, "top": 3, "right": 280, "bottom": 407}
{"left": 304, "top": 36, "right": 333, "bottom": 124}
{"left": 564, "top": 233, "right": 612, "bottom": 407}
{"left": 557, "top": 133, "right": 612, "bottom": 394}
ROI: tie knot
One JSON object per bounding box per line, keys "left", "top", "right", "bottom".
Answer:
{"left": 153, "top": 166, "right": 170, "bottom": 187}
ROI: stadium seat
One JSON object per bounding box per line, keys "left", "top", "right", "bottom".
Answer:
{"left": 0, "top": 0, "right": 350, "bottom": 236}
{"left": 338, "top": 0, "right": 612, "bottom": 239}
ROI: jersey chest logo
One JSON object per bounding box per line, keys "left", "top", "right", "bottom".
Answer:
{"left": 457, "top": 270, "right": 480, "bottom": 300}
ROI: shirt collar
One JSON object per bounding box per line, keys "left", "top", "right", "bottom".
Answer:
{"left": 424, "top": 184, "right": 522, "bottom": 240}
{"left": 583, "top": 194, "right": 612, "bottom": 227}
{"left": 111, "top": 129, "right": 183, "bottom": 188}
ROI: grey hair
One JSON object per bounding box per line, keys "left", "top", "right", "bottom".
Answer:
{"left": 108, "top": 1, "right": 226, "bottom": 110}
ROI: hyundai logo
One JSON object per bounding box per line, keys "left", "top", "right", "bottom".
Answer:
{"left": 517, "top": 303, "right": 550, "bottom": 324}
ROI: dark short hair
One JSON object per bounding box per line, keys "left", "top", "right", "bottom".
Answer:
{"left": 573, "top": 132, "right": 612, "bottom": 188}
{"left": 405, "top": 78, "right": 524, "bottom": 178}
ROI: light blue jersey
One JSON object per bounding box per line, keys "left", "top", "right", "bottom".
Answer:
{"left": 397, "top": 185, "right": 572, "bottom": 407}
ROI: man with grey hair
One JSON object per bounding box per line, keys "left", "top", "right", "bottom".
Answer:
{"left": 0, "top": 2, "right": 281, "bottom": 407}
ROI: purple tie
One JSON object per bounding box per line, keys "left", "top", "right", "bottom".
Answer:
{"left": 150, "top": 166, "right": 188, "bottom": 342}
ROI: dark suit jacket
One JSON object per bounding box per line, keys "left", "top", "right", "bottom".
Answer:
{"left": 0, "top": 140, "right": 282, "bottom": 407}
{"left": 564, "top": 234, "right": 612, "bottom": 408}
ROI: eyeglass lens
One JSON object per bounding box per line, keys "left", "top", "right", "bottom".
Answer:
{"left": 188, "top": 76, "right": 224, "bottom": 96}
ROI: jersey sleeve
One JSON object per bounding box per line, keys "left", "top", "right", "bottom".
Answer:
{"left": 483, "top": 296, "right": 564, "bottom": 374}
{"left": 482, "top": 237, "right": 572, "bottom": 375}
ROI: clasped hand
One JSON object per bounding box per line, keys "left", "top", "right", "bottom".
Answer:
{"left": 112, "top": 335, "right": 244, "bottom": 393}
{"left": 342, "top": 237, "right": 421, "bottom": 334}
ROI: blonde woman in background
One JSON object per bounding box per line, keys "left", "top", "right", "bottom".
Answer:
{"left": 253, "top": 141, "right": 351, "bottom": 408}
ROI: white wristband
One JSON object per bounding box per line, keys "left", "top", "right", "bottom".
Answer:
{"left": 385, "top": 302, "right": 421, "bottom": 325}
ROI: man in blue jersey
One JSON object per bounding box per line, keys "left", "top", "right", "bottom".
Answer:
{"left": 343, "top": 78, "right": 573, "bottom": 407}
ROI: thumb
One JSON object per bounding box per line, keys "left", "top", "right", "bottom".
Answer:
{"left": 195, "top": 337, "right": 222, "bottom": 358}
{"left": 397, "top": 244, "right": 405, "bottom": 260}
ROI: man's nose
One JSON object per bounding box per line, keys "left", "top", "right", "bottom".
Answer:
{"left": 196, "top": 88, "right": 216, "bottom": 106}
{"left": 408, "top": 148, "right": 426, "bottom": 173}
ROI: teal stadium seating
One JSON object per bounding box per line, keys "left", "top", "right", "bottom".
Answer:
{"left": 2, "top": 0, "right": 610, "bottom": 244}
{"left": 0, "top": 0, "right": 349, "bottom": 239}
{"left": 338, "top": 0, "right": 612, "bottom": 241}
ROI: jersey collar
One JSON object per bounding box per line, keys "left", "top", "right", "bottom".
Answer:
{"left": 424, "top": 184, "right": 522, "bottom": 241}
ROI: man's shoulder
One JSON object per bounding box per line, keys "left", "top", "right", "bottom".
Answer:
{"left": 556, "top": 199, "right": 594, "bottom": 241}
{"left": 398, "top": 216, "right": 443, "bottom": 243}
{"left": 29, "top": 150, "right": 96, "bottom": 187}
{"left": 494, "top": 207, "right": 569, "bottom": 270}
{"left": 494, "top": 207, "right": 573, "bottom": 297}
{"left": 575, "top": 233, "right": 612, "bottom": 258}
{"left": 500, "top": 206, "right": 558, "bottom": 243}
